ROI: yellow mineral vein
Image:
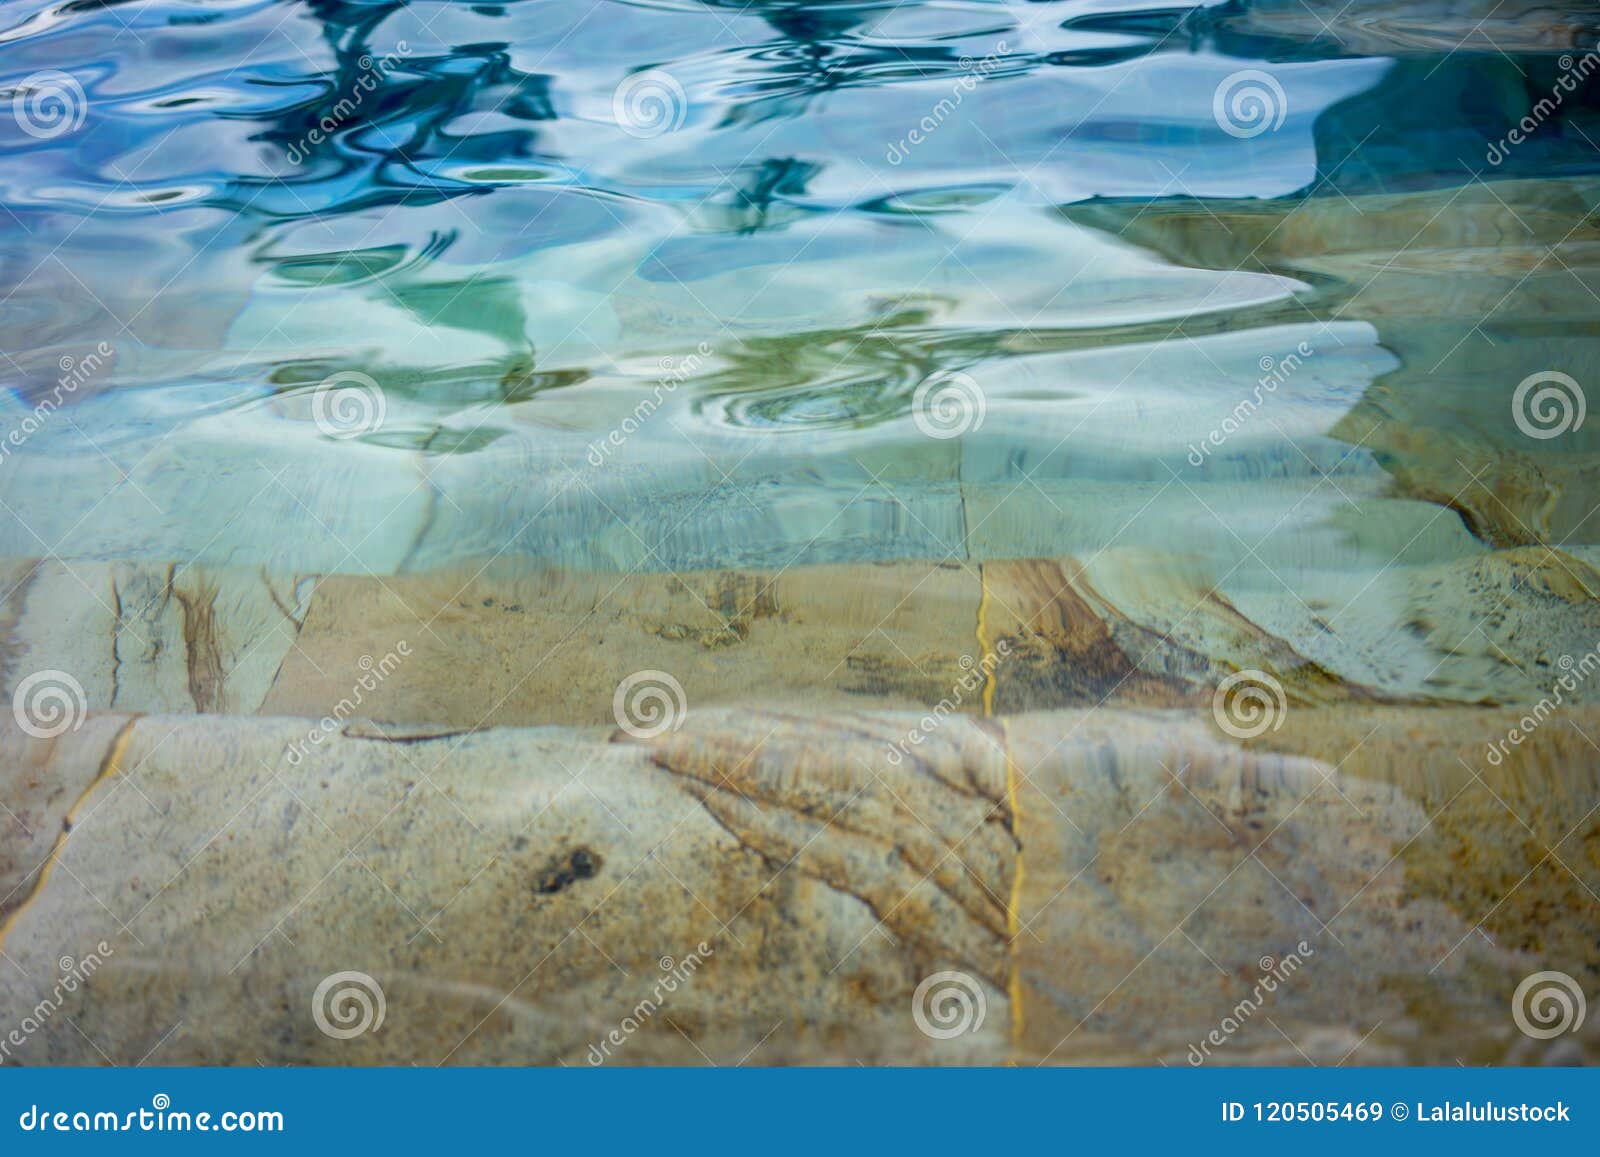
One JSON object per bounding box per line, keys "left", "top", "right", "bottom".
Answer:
{"left": 0, "top": 716, "right": 139, "bottom": 956}
{"left": 976, "top": 563, "right": 1024, "bottom": 1058}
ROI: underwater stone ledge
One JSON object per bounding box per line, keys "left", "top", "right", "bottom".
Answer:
{"left": 3, "top": 549, "right": 1598, "bottom": 730}
{"left": 0, "top": 706, "right": 1594, "bottom": 1065}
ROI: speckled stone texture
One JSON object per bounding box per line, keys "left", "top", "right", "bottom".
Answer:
{"left": 5, "top": 552, "right": 1598, "bottom": 731}
{"left": 1, "top": 706, "right": 1594, "bottom": 1065}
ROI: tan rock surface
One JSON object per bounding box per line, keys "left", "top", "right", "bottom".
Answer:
{"left": 0, "top": 561, "right": 313, "bottom": 717}
{"left": 1004, "top": 709, "right": 1600, "bottom": 1064}
{"left": 0, "top": 715, "right": 132, "bottom": 928}
{"left": 7, "top": 551, "right": 1600, "bottom": 738}
{"left": 1063, "top": 178, "right": 1600, "bottom": 552}
{"left": 1, "top": 706, "right": 1593, "bottom": 1065}
{"left": 0, "top": 713, "right": 1012, "bottom": 1065}
{"left": 1217, "top": 0, "right": 1600, "bottom": 55}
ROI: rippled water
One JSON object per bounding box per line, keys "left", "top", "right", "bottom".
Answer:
{"left": 2, "top": 1, "right": 1598, "bottom": 689}
{"left": 7, "top": 0, "right": 1600, "bottom": 1072}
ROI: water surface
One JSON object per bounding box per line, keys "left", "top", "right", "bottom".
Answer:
{"left": 2, "top": 0, "right": 1598, "bottom": 706}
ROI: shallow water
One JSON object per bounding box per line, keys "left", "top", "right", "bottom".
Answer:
{"left": 4, "top": 1, "right": 1600, "bottom": 1069}
{"left": 1, "top": 1, "right": 1599, "bottom": 698}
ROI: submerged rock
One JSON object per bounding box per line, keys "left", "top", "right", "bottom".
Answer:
{"left": 1063, "top": 177, "right": 1600, "bottom": 553}
{"left": 1216, "top": 0, "right": 1600, "bottom": 56}
{"left": 0, "top": 706, "right": 1594, "bottom": 1065}
{"left": 4, "top": 552, "right": 1598, "bottom": 735}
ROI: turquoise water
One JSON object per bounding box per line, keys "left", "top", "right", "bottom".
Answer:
{"left": 5, "top": 1, "right": 1600, "bottom": 1071}
{"left": 0, "top": 0, "right": 1597, "bottom": 597}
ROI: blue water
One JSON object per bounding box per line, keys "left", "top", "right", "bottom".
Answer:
{"left": 0, "top": 0, "right": 1597, "bottom": 587}
{"left": 5, "top": 0, "right": 1600, "bottom": 1071}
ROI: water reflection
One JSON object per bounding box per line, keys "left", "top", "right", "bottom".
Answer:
{"left": 0, "top": 0, "right": 1596, "bottom": 599}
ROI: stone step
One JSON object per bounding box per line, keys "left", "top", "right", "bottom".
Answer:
{"left": 1, "top": 706, "right": 1594, "bottom": 1064}
{"left": 4, "top": 551, "right": 1598, "bottom": 732}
